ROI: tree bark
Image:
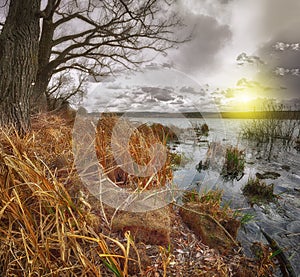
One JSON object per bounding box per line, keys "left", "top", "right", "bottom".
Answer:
{"left": 0, "top": 0, "right": 40, "bottom": 134}
{"left": 32, "top": 15, "right": 55, "bottom": 112}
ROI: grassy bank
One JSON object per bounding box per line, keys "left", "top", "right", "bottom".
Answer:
{"left": 0, "top": 114, "right": 138, "bottom": 276}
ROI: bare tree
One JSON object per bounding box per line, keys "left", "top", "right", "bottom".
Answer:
{"left": 46, "top": 70, "right": 87, "bottom": 111}
{"left": 34, "top": 0, "right": 181, "bottom": 110}
{"left": 0, "top": 0, "right": 181, "bottom": 132}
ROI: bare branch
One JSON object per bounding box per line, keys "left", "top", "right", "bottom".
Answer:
{"left": 119, "top": 0, "right": 146, "bottom": 27}
{"left": 40, "top": 0, "right": 61, "bottom": 19}
{"left": 0, "top": 0, "right": 9, "bottom": 8}
{"left": 52, "top": 28, "right": 95, "bottom": 46}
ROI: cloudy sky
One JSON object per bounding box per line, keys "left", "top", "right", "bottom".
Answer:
{"left": 83, "top": 0, "right": 300, "bottom": 113}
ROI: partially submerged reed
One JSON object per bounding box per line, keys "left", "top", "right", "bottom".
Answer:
{"left": 240, "top": 101, "right": 300, "bottom": 161}
{"left": 221, "top": 145, "right": 245, "bottom": 180}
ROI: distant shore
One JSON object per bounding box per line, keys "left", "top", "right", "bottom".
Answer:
{"left": 88, "top": 111, "right": 300, "bottom": 119}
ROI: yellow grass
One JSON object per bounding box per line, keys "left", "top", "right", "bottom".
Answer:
{"left": 0, "top": 113, "right": 141, "bottom": 276}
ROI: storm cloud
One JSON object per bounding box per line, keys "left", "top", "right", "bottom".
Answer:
{"left": 253, "top": 0, "right": 300, "bottom": 99}
{"left": 170, "top": 11, "right": 232, "bottom": 73}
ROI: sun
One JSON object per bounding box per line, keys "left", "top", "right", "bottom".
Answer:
{"left": 239, "top": 94, "right": 252, "bottom": 103}
{"left": 228, "top": 91, "right": 258, "bottom": 111}
{"left": 235, "top": 92, "right": 253, "bottom": 103}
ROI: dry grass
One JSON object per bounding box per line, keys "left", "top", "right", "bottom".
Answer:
{"left": 181, "top": 189, "right": 240, "bottom": 243}
{"left": 182, "top": 189, "right": 231, "bottom": 218}
{"left": 0, "top": 113, "right": 140, "bottom": 277}
{"left": 95, "top": 114, "right": 173, "bottom": 190}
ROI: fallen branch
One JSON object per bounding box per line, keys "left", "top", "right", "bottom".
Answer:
{"left": 260, "top": 227, "right": 296, "bottom": 277}
{"left": 173, "top": 202, "right": 240, "bottom": 248}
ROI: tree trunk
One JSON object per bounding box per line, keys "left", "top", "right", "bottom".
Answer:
{"left": 0, "top": 0, "right": 40, "bottom": 134}
{"left": 32, "top": 15, "right": 55, "bottom": 112}
{"left": 32, "top": 73, "right": 50, "bottom": 112}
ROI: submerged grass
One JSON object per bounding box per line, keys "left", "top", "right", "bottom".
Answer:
{"left": 242, "top": 177, "right": 278, "bottom": 206}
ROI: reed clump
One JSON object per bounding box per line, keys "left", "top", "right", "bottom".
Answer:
{"left": 240, "top": 100, "right": 300, "bottom": 161}
{"left": 221, "top": 145, "right": 245, "bottom": 180}
{"left": 95, "top": 114, "right": 173, "bottom": 190}
{"left": 182, "top": 189, "right": 238, "bottom": 229}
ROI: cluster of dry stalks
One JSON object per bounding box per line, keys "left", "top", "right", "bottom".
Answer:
{"left": 96, "top": 114, "right": 173, "bottom": 190}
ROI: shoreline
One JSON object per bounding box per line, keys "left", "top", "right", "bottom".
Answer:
{"left": 86, "top": 111, "right": 300, "bottom": 120}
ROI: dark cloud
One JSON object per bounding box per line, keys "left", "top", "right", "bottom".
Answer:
{"left": 143, "top": 62, "right": 173, "bottom": 71}
{"left": 171, "top": 99, "right": 185, "bottom": 105}
{"left": 132, "top": 90, "right": 145, "bottom": 95}
{"left": 162, "top": 63, "right": 173, "bottom": 69}
{"left": 154, "top": 94, "right": 174, "bottom": 102}
{"left": 144, "top": 63, "right": 162, "bottom": 71}
{"left": 218, "top": 0, "right": 233, "bottom": 4}
{"left": 143, "top": 98, "right": 157, "bottom": 104}
{"left": 236, "top": 52, "right": 264, "bottom": 66}
{"left": 179, "top": 86, "right": 195, "bottom": 93}
{"left": 250, "top": 0, "right": 300, "bottom": 99}
{"left": 256, "top": 32, "right": 300, "bottom": 99}
{"left": 171, "top": 12, "right": 231, "bottom": 72}
{"left": 89, "top": 75, "right": 116, "bottom": 83}
{"left": 179, "top": 86, "right": 208, "bottom": 97}
{"left": 141, "top": 87, "right": 175, "bottom": 102}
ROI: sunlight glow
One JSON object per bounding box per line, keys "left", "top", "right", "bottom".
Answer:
{"left": 234, "top": 92, "right": 254, "bottom": 103}
{"left": 240, "top": 94, "right": 252, "bottom": 103}
{"left": 223, "top": 89, "right": 260, "bottom": 112}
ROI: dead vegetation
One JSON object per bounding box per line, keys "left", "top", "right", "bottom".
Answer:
{"left": 0, "top": 113, "right": 278, "bottom": 276}
{"left": 0, "top": 113, "right": 141, "bottom": 276}
{"left": 95, "top": 114, "right": 173, "bottom": 190}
